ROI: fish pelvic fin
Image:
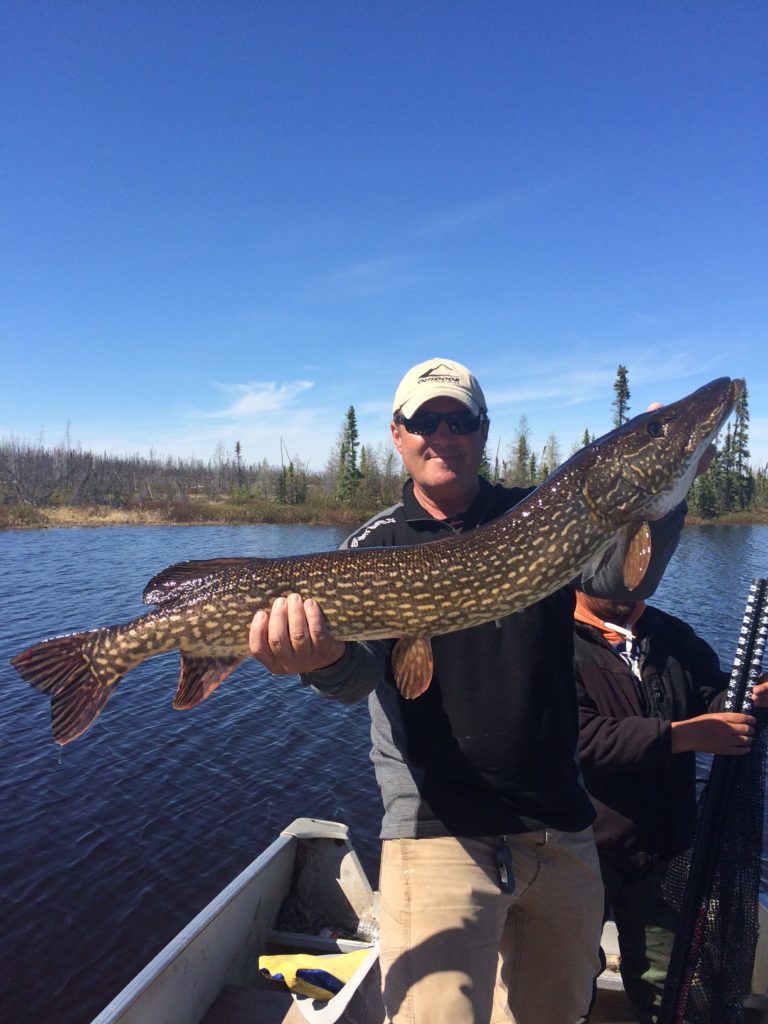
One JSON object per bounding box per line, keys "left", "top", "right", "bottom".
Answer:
{"left": 623, "top": 521, "right": 652, "bottom": 590}
{"left": 172, "top": 654, "right": 243, "bottom": 710}
{"left": 392, "top": 636, "right": 434, "bottom": 699}
{"left": 11, "top": 633, "right": 119, "bottom": 746}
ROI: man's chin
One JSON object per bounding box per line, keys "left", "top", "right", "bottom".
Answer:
{"left": 425, "top": 464, "right": 461, "bottom": 484}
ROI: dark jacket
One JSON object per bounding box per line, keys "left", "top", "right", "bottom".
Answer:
{"left": 307, "top": 477, "right": 686, "bottom": 841}
{"left": 575, "top": 606, "right": 729, "bottom": 874}
{"left": 348, "top": 477, "right": 593, "bottom": 837}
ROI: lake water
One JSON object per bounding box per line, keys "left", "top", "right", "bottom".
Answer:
{"left": 1, "top": 522, "right": 767, "bottom": 1024}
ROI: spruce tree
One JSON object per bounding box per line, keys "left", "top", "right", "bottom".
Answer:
{"left": 336, "top": 405, "right": 363, "bottom": 503}
{"left": 506, "top": 416, "right": 532, "bottom": 486}
{"left": 731, "top": 385, "right": 754, "bottom": 510}
{"left": 611, "top": 365, "right": 631, "bottom": 427}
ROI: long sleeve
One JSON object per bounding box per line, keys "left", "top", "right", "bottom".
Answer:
{"left": 576, "top": 668, "right": 672, "bottom": 774}
{"left": 300, "top": 638, "right": 391, "bottom": 704}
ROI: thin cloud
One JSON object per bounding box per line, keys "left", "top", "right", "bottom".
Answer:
{"left": 302, "top": 253, "right": 422, "bottom": 301}
{"left": 201, "top": 380, "right": 315, "bottom": 419}
{"left": 481, "top": 342, "right": 724, "bottom": 415}
{"left": 409, "top": 193, "right": 533, "bottom": 238}
{"left": 408, "top": 176, "right": 579, "bottom": 240}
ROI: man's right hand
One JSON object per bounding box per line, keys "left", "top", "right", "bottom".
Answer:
{"left": 670, "top": 712, "right": 756, "bottom": 755}
{"left": 249, "top": 593, "right": 347, "bottom": 676}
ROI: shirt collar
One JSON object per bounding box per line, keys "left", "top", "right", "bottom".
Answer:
{"left": 402, "top": 476, "right": 500, "bottom": 530}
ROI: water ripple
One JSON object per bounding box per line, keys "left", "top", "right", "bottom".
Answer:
{"left": 0, "top": 522, "right": 765, "bottom": 1023}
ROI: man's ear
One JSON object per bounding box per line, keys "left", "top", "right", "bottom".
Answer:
{"left": 391, "top": 420, "right": 404, "bottom": 454}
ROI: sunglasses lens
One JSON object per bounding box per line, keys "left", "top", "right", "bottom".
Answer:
{"left": 409, "top": 414, "right": 439, "bottom": 435}
{"left": 450, "top": 414, "right": 482, "bottom": 435}
{"left": 399, "top": 412, "right": 482, "bottom": 435}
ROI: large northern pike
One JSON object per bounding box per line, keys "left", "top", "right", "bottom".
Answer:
{"left": 12, "top": 377, "right": 742, "bottom": 746}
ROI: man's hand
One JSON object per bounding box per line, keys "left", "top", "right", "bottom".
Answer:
{"left": 249, "top": 593, "right": 346, "bottom": 676}
{"left": 671, "top": 712, "right": 755, "bottom": 755}
{"left": 751, "top": 674, "right": 768, "bottom": 709}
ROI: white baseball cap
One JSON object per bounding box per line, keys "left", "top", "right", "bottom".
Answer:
{"left": 392, "top": 358, "right": 487, "bottom": 418}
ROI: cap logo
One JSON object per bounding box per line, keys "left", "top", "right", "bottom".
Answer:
{"left": 418, "top": 363, "right": 461, "bottom": 385}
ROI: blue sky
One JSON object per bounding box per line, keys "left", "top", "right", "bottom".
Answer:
{"left": 2, "top": 2, "right": 766, "bottom": 475}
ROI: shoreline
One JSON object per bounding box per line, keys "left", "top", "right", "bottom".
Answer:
{"left": 0, "top": 502, "right": 375, "bottom": 532}
{"left": 2, "top": 504, "right": 767, "bottom": 531}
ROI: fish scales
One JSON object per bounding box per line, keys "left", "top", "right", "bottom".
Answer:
{"left": 11, "top": 376, "right": 743, "bottom": 745}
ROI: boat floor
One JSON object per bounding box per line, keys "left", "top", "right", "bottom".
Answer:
{"left": 202, "top": 978, "right": 380, "bottom": 1024}
{"left": 202, "top": 982, "right": 768, "bottom": 1024}
{"left": 202, "top": 985, "right": 304, "bottom": 1024}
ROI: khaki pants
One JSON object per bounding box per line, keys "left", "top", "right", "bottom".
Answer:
{"left": 378, "top": 830, "right": 603, "bottom": 1024}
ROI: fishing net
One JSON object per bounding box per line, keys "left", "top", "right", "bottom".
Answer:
{"left": 659, "top": 578, "right": 768, "bottom": 1024}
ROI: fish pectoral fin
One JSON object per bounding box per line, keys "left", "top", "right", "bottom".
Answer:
{"left": 173, "top": 654, "right": 243, "bottom": 710}
{"left": 391, "top": 636, "right": 434, "bottom": 699}
{"left": 623, "top": 521, "right": 652, "bottom": 591}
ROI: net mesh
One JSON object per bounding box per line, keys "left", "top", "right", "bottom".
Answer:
{"left": 659, "top": 580, "right": 768, "bottom": 1024}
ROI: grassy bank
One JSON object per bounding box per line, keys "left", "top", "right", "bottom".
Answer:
{"left": 2, "top": 501, "right": 767, "bottom": 531}
{"left": 684, "top": 510, "right": 768, "bottom": 526}
{"left": 0, "top": 498, "right": 379, "bottom": 531}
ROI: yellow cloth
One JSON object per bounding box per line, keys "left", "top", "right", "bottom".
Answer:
{"left": 258, "top": 948, "right": 372, "bottom": 1001}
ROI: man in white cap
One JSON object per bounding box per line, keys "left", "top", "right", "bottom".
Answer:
{"left": 249, "top": 357, "right": 688, "bottom": 1023}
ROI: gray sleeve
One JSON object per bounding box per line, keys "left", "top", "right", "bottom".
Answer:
{"left": 579, "top": 502, "right": 686, "bottom": 600}
{"left": 300, "top": 638, "right": 391, "bottom": 704}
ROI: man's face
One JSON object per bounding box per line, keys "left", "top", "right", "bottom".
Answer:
{"left": 390, "top": 397, "right": 489, "bottom": 503}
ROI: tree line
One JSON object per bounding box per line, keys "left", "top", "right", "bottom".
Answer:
{"left": 497, "top": 369, "right": 767, "bottom": 518}
{"left": 1, "top": 368, "right": 765, "bottom": 520}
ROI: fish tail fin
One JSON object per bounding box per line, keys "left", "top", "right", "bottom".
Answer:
{"left": 11, "top": 632, "right": 118, "bottom": 746}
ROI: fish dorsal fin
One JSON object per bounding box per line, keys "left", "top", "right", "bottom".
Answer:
{"left": 623, "top": 522, "right": 652, "bottom": 591}
{"left": 144, "top": 558, "right": 264, "bottom": 605}
{"left": 172, "top": 653, "right": 244, "bottom": 709}
{"left": 391, "top": 636, "right": 434, "bottom": 699}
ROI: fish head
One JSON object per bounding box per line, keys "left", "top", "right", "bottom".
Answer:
{"left": 579, "top": 376, "right": 744, "bottom": 528}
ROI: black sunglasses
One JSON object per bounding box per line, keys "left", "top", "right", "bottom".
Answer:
{"left": 394, "top": 410, "right": 486, "bottom": 436}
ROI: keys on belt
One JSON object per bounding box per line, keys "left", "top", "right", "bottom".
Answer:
{"left": 496, "top": 840, "right": 514, "bottom": 894}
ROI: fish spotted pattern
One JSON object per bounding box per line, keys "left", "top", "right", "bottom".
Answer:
{"left": 11, "top": 377, "right": 743, "bottom": 745}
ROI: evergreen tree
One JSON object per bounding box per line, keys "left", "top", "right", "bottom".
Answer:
{"left": 506, "top": 416, "right": 532, "bottom": 486}
{"left": 731, "top": 385, "right": 753, "bottom": 510}
{"left": 491, "top": 440, "right": 503, "bottom": 485}
{"left": 335, "top": 405, "right": 363, "bottom": 503}
{"left": 277, "top": 439, "right": 307, "bottom": 504}
{"left": 234, "top": 440, "right": 244, "bottom": 487}
{"left": 719, "top": 423, "right": 736, "bottom": 514}
{"left": 611, "top": 365, "right": 631, "bottom": 427}
{"left": 479, "top": 446, "right": 492, "bottom": 481}
{"left": 689, "top": 459, "right": 720, "bottom": 519}
{"left": 753, "top": 467, "right": 768, "bottom": 512}
{"left": 540, "top": 432, "right": 562, "bottom": 481}
{"left": 359, "top": 444, "right": 383, "bottom": 501}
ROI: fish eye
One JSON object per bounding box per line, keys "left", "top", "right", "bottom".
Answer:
{"left": 646, "top": 420, "right": 663, "bottom": 438}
